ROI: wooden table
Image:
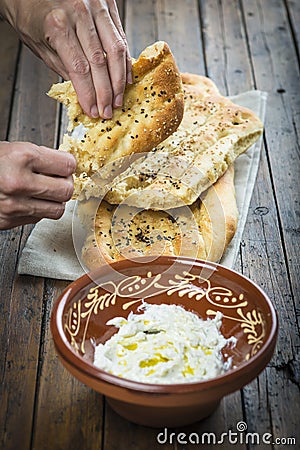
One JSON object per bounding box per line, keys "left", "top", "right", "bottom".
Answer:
{"left": 0, "top": 1, "right": 299, "bottom": 449}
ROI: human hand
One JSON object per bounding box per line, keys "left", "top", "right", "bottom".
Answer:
{"left": 0, "top": 0, "right": 132, "bottom": 119}
{"left": 0, "top": 142, "right": 76, "bottom": 230}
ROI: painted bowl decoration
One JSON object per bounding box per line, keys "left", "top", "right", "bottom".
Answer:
{"left": 51, "top": 256, "right": 278, "bottom": 427}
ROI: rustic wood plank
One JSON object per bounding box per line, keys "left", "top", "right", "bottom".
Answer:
{"left": 202, "top": 0, "right": 297, "bottom": 371}
{"left": 156, "top": 0, "right": 246, "bottom": 442}
{"left": 176, "top": 392, "right": 246, "bottom": 450}
{"left": 31, "top": 280, "right": 105, "bottom": 450}
{"left": 241, "top": 0, "right": 300, "bottom": 312}
{"left": 199, "top": 0, "right": 227, "bottom": 93}
{"left": 0, "top": 1, "right": 297, "bottom": 449}
{"left": 156, "top": 0, "right": 205, "bottom": 74}
{"left": 202, "top": 0, "right": 299, "bottom": 369}
{"left": 239, "top": 11, "right": 300, "bottom": 443}
{"left": 241, "top": 372, "right": 271, "bottom": 450}
{"left": 101, "top": 3, "right": 172, "bottom": 448}
{"left": 8, "top": 48, "right": 59, "bottom": 146}
{"left": 223, "top": 0, "right": 300, "bottom": 446}
{"left": 266, "top": 366, "right": 299, "bottom": 447}
{"left": 0, "top": 226, "right": 23, "bottom": 385}
{"left": 243, "top": 365, "right": 300, "bottom": 449}
{"left": 0, "top": 274, "right": 45, "bottom": 450}
{"left": 0, "top": 22, "right": 20, "bottom": 353}
{"left": 125, "top": 0, "right": 157, "bottom": 57}
{"left": 127, "top": 0, "right": 205, "bottom": 73}
{"left": 200, "top": 0, "right": 299, "bottom": 446}
{"left": 104, "top": 402, "right": 174, "bottom": 450}
{"left": 0, "top": 20, "right": 19, "bottom": 140}
{"left": 0, "top": 45, "right": 58, "bottom": 450}
{"left": 200, "top": 0, "right": 254, "bottom": 96}
{"left": 240, "top": 150, "right": 298, "bottom": 366}
{"left": 239, "top": 193, "right": 297, "bottom": 447}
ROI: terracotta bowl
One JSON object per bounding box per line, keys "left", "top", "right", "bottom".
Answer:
{"left": 50, "top": 256, "right": 278, "bottom": 427}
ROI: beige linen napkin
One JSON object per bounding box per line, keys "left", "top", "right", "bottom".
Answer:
{"left": 18, "top": 90, "right": 267, "bottom": 280}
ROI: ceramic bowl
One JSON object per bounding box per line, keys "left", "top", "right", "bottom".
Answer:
{"left": 50, "top": 256, "right": 278, "bottom": 427}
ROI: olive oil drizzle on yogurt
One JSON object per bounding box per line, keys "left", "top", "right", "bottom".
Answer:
{"left": 94, "top": 303, "right": 236, "bottom": 384}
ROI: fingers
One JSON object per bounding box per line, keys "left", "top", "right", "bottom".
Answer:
{"left": 0, "top": 196, "right": 66, "bottom": 222}
{"left": 0, "top": 142, "right": 75, "bottom": 230}
{"left": 30, "top": 174, "right": 74, "bottom": 202}
{"left": 31, "top": 146, "right": 76, "bottom": 177}
{"left": 92, "top": 8, "right": 127, "bottom": 109}
{"left": 45, "top": 8, "right": 99, "bottom": 117}
{"left": 0, "top": 216, "right": 41, "bottom": 231}
{"left": 1, "top": 172, "right": 74, "bottom": 203}
{"left": 44, "top": 3, "right": 131, "bottom": 118}
{"left": 76, "top": 16, "right": 113, "bottom": 118}
{"left": 107, "top": 0, "right": 132, "bottom": 84}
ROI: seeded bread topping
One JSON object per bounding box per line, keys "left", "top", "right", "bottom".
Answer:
{"left": 47, "top": 41, "right": 184, "bottom": 198}
{"left": 104, "top": 73, "right": 263, "bottom": 209}
{"left": 80, "top": 165, "right": 238, "bottom": 269}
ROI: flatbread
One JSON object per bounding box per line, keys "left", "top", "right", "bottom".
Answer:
{"left": 104, "top": 73, "right": 263, "bottom": 209}
{"left": 80, "top": 166, "right": 237, "bottom": 269}
{"left": 48, "top": 41, "right": 184, "bottom": 198}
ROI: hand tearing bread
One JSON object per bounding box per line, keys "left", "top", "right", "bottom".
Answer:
{"left": 48, "top": 41, "right": 184, "bottom": 198}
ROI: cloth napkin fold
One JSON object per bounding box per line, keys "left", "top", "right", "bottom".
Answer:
{"left": 18, "top": 90, "right": 267, "bottom": 281}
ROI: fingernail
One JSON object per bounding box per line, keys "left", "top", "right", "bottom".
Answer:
{"left": 114, "top": 94, "right": 123, "bottom": 107}
{"left": 91, "top": 105, "right": 99, "bottom": 118}
{"left": 127, "top": 71, "right": 133, "bottom": 84}
{"left": 103, "top": 104, "right": 113, "bottom": 119}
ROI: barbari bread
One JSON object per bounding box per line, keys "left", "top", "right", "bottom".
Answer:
{"left": 80, "top": 166, "right": 238, "bottom": 269}
{"left": 103, "top": 73, "right": 263, "bottom": 209}
{"left": 48, "top": 41, "right": 184, "bottom": 197}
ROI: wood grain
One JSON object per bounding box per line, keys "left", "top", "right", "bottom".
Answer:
{"left": 125, "top": 0, "right": 157, "bottom": 57}
{"left": 31, "top": 280, "right": 105, "bottom": 450}
{"left": 0, "top": 20, "right": 19, "bottom": 140}
{"left": 286, "top": 0, "right": 300, "bottom": 56}
{"left": 156, "top": 0, "right": 205, "bottom": 74}
{"left": 242, "top": 0, "right": 300, "bottom": 323}
{"left": 0, "top": 45, "right": 58, "bottom": 450}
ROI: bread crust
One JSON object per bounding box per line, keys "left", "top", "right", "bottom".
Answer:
{"left": 104, "top": 73, "right": 263, "bottom": 209}
{"left": 197, "top": 165, "right": 238, "bottom": 262}
{"left": 48, "top": 41, "right": 184, "bottom": 197}
{"left": 81, "top": 165, "right": 238, "bottom": 269}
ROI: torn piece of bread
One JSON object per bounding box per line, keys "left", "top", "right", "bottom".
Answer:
{"left": 104, "top": 73, "right": 263, "bottom": 209}
{"left": 80, "top": 166, "right": 238, "bottom": 269}
{"left": 47, "top": 41, "right": 184, "bottom": 197}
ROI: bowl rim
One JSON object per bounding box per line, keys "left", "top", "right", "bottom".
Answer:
{"left": 50, "top": 256, "right": 278, "bottom": 394}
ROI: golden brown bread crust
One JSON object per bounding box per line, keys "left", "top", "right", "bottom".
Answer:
{"left": 48, "top": 41, "right": 184, "bottom": 197}
{"left": 81, "top": 166, "right": 238, "bottom": 269}
{"left": 197, "top": 165, "right": 238, "bottom": 262}
{"left": 104, "top": 73, "right": 263, "bottom": 209}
